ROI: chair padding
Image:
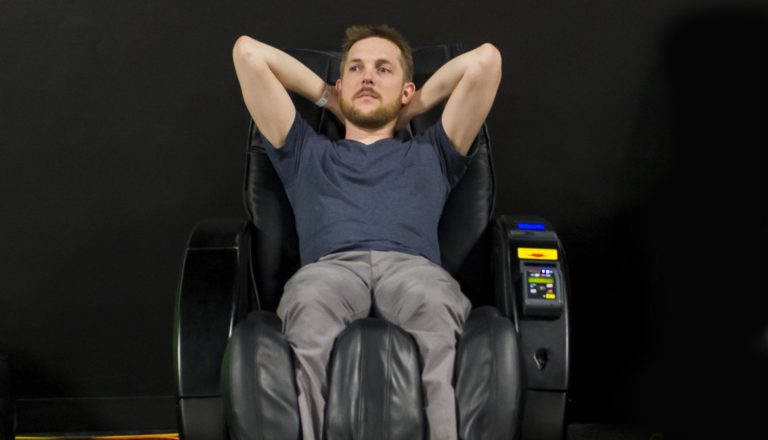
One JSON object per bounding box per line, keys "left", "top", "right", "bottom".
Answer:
{"left": 245, "top": 133, "right": 301, "bottom": 312}
{"left": 221, "top": 311, "right": 300, "bottom": 440}
{"left": 455, "top": 306, "right": 523, "bottom": 440}
{"left": 325, "top": 319, "right": 426, "bottom": 440}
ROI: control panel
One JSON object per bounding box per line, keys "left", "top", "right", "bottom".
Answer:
{"left": 521, "top": 262, "right": 563, "bottom": 318}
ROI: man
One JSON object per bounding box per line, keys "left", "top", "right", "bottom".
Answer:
{"left": 232, "top": 25, "right": 501, "bottom": 440}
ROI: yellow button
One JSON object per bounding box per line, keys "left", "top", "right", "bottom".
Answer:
{"left": 517, "top": 247, "right": 558, "bottom": 261}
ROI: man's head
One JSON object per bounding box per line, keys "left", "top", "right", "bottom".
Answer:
{"left": 336, "top": 25, "right": 416, "bottom": 130}
{"left": 340, "top": 25, "right": 413, "bottom": 82}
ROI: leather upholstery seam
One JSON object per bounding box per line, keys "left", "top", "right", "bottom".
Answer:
{"left": 252, "top": 320, "right": 266, "bottom": 440}
{"left": 488, "top": 318, "right": 498, "bottom": 436}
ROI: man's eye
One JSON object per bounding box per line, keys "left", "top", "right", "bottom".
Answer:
{"left": 349, "top": 65, "right": 360, "bottom": 72}
{"left": 378, "top": 67, "right": 391, "bottom": 73}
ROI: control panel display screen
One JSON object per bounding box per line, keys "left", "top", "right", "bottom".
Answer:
{"left": 526, "top": 267, "right": 557, "bottom": 300}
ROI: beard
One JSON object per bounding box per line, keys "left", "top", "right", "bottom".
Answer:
{"left": 340, "top": 90, "right": 402, "bottom": 130}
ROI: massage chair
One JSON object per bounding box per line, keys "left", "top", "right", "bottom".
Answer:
{"left": 174, "top": 44, "right": 570, "bottom": 440}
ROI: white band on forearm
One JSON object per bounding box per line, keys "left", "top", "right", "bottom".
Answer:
{"left": 314, "top": 84, "right": 331, "bottom": 107}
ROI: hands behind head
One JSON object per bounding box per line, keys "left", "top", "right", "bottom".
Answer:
{"left": 395, "top": 88, "right": 422, "bottom": 133}
{"left": 324, "top": 85, "right": 345, "bottom": 123}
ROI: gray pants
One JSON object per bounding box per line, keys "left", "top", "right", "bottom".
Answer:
{"left": 277, "top": 250, "right": 472, "bottom": 440}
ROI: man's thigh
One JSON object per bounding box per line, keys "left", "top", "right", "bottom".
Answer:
{"left": 370, "top": 251, "right": 471, "bottom": 331}
{"left": 277, "top": 251, "right": 373, "bottom": 330}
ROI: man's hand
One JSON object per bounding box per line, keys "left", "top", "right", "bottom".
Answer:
{"left": 395, "top": 89, "right": 422, "bottom": 132}
{"left": 324, "top": 84, "right": 345, "bottom": 124}
{"left": 398, "top": 44, "right": 502, "bottom": 155}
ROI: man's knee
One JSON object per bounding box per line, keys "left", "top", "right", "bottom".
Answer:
{"left": 278, "top": 263, "right": 371, "bottom": 328}
{"left": 282, "top": 267, "right": 332, "bottom": 306}
{"left": 413, "top": 280, "right": 469, "bottom": 315}
{"left": 389, "top": 274, "right": 471, "bottom": 331}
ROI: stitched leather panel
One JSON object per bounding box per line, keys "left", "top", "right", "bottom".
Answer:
{"left": 325, "top": 318, "right": 426, "bottom": 440}
{"left": 454, "top": 306, "right": 523, "bottom": 440}
{"left": 221, "top": 311, "right": 300, "bottom": 440}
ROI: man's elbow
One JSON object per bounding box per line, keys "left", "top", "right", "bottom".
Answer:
{"left": 232, "top": 35, "right": 266, "bottom": 64}
{"left": 476, "top": 43, "right": 502, "bottom": 74}
{"left": 464, "top": 43, "right": 501, "bottom": 86}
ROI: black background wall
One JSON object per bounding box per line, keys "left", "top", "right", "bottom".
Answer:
{"left": 2, "top": 0, "right": 767, "bottom": 436}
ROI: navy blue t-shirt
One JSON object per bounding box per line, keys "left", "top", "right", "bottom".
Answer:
{"left": 262, "top": 114, "right": 476, "bottom": 266}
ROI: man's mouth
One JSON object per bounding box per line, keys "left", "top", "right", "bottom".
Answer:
{"left": 355, "top": 89, "right": 379, "bottom": 100}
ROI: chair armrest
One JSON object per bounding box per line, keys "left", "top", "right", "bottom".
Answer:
{"left": 492, "top": 215, "right": 570, "bottom": 391}
{"left": 493, "top": 215, "right": 571, "bottom": 440}
{"left": 174, "top": 218, "right": 253, "bottom": 399}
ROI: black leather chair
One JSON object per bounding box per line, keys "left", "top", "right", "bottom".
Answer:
{"left": 174, "top": 44, "right": 570, "bottom": 440}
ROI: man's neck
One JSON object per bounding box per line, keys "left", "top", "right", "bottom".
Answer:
{"left": 344, "top": 121, "right": 396, "bottom": 145}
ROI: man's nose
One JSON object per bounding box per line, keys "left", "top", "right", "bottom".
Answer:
{"left": 362, "top": 70, "right": 373, "bottom": 85}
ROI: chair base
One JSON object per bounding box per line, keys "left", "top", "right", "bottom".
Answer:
{"left": 178, "top": 397, "right": 227, "bottom": 440}
{"left": 521, "top": 390, "right": 567, "bottom": 440}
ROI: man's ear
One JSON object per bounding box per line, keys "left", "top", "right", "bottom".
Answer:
{"left": 335, "top": 79, "right": 342, "bottom": 92}
{"left": 401, "top": 82, "right": 416, "bottom": 104}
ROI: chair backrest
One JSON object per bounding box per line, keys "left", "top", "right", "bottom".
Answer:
{"left": 243, "top": 44, "right": 496, "bottom": 312}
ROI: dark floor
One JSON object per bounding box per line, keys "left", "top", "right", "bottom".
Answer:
{"left": 12, "top": 426, "right": 663, "bottom": 440}
{"left": 12, "top": 430, "right": 661, "bottom": 440}
{"left": 567, "top": 424, "right": 663, "bottom": 440}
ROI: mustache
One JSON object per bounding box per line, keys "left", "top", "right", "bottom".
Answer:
{"left": 355, "top": 87, "right": 380, "bottom": 99}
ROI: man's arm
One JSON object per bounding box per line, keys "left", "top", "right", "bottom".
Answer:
{"left": 398, "top": 43, "right": 502, "bottom": 156}
{"left": 232, "top": 36, "right": 335, "bottom": 148}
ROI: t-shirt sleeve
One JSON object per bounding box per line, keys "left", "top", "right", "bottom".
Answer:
{"left": 419, "top": 119, "right": 479, "bottom": 189}
{"left": 260, "top": 114, "right": 314, "bottom": 189}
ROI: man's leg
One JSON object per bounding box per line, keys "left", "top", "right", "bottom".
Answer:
{"left": 370, "top": 251, "right": 472, "bottom": 440}
{"left": 277, "top": 251, "right": 373, "bottom": 440}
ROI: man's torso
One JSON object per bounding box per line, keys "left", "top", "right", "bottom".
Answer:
{"left": 263, "top": 115, "right": 474, "bottom": 266}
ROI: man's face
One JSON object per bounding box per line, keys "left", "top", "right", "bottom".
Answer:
{"left": 338, "top": 37, "right": 412, "bottom": 130}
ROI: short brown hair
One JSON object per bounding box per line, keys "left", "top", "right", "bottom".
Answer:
{"left": 340, "top": 24, "right": 413, "bottom": 82}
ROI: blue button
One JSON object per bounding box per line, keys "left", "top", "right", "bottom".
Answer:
{"left": 516, "top": 222, "right": 546, "bottom": 231}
